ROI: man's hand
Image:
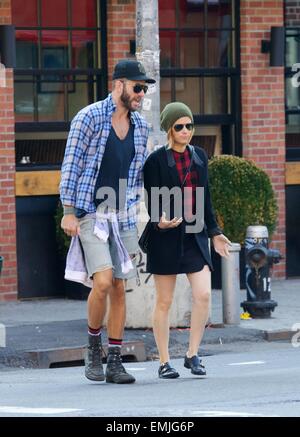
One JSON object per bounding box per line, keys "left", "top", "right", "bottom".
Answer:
{"left": 157, "top": 212, "right": 183, "bottom": 230}
{"left": 212, "top": 234, "right": 232, "bottom": 258}
{"left": 61, "top": 214, "right": 80, "bottom": 237}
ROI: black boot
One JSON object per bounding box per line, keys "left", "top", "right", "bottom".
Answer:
{"left": 105, "top": 347, "right": 136, "bottom": 384}
{"left": 84, "top": 334, "right": 105, "bottom": 381}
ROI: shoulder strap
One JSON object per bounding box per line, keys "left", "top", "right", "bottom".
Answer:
{"left": 181, "top": 146, "right": 195, "bottom": 187}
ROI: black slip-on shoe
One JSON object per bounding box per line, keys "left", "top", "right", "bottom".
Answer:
{"left": 158, "top": 362, "right": 180, "bottom": 379}
{"left": 184, "top": 355, "right": 206, "bottom": 376}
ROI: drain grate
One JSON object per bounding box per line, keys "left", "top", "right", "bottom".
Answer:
{"left": 27, "top": 341, "right": 146, "bottom": 369}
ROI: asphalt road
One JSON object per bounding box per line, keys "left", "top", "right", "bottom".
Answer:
{"left": 0, "top": 342, "right": 299, "bottom": 418}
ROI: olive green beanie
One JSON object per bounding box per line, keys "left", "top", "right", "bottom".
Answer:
{"left": 160, "top": 102, "right": 194, "bottom": 132}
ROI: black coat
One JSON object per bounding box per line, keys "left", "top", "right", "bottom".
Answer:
{"left": 143, "top": 145, "right": 222, "bottom": 274}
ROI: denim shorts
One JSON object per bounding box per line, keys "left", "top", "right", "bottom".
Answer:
{"left": 78, "top": 215, "right": 139, "bottom": 280}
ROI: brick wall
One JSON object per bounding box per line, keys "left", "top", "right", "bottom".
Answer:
{"left": 0, "top": 0, "right": 17, "bottom": 300}
{"left": 107, "top": 0, "right": 136, "bottom": 90}
{"left": 240, "top": 0, "right": 286, "bottom": 278}
{"left": 285, "top": 0, "right": 300, "bottom": 26}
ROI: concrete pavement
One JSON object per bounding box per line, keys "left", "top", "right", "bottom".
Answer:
{"left": 0, "top": 343, "right": 299, "bottom": 417}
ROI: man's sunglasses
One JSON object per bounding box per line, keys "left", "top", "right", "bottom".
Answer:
{"left": 173, "top": 123, "right": 194, "bottom": 132}
{"left": 132, "top": 83, "right": 148, "bottom": 94}
{"left": 120, "top": 80, "right": 148, "bottom": 94}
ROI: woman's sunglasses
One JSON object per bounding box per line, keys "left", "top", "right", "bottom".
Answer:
{"left": 173, "top": 123, "right": 194, "bottom": 132}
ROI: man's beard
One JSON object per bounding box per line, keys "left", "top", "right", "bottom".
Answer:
{"left": 120, "top": 87, "right": 138, "bottom": 111}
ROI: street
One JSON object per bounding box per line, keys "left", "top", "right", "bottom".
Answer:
{"left": 0, "top": 342, "right": 299, "bottom": 417}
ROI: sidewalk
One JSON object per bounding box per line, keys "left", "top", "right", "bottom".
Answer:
{"left": 0, "top": 279, "right": 299, "bottom": 368}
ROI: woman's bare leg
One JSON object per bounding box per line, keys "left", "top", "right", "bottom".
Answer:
{"left": 186, "top": 266, "right": 211, "bottom": 357}
{"left": 153, "top": 274, "right": 177, "bottom": 364}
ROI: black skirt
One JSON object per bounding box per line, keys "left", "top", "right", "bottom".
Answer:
{"left": 178, "top": 233, "right": 210, "bottom": 274}
{"left": 148, "top": 232, "right": 210, "bottom": 275}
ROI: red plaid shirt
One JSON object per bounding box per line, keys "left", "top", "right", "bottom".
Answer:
{"left": 172, "top": 148, "right": 198, "bottom": 221}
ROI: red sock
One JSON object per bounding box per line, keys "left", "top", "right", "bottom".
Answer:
{"left": 88, "top": 326, "right": 101, "bottom": 336}
{"left": 108, "top": 337, "right": 122, "bottom": 348}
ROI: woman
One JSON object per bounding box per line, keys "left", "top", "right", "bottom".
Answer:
{"left": 143, "top": 102, "right": 231, "bottom": 379}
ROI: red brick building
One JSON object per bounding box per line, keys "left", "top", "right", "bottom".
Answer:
{"left": 0, "top": 0, "right": 299, "bottom": 300}
{"left": 0, "top": 0, "right": 17, "bottom": 300}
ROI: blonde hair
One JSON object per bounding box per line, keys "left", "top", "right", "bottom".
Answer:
{"left": 167, "top": 126, "right": 195, "bottom": 149}
{"left": 167, "top": 129, "right": 174, "bottom": 149}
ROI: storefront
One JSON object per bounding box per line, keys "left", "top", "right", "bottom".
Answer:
{"left": 12, "top": 0, "right": 107, "bottom": 298}
{"left": 0, "top": 0, "right": 299, "bottom": 300}
{"left": 285, "top": 2, "right": 300, "bottom": 276}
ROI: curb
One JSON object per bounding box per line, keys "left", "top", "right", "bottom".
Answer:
{"left": 0, "top": 341, "right": 146, "bottom": 369}
{"left": 263, "top": 329, "right": 298, "bottom": 342}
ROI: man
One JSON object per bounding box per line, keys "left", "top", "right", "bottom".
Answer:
{"left": 60, "top": 59, "right": 155, "bottom": 384}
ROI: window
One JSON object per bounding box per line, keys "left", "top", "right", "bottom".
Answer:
{"left": 285, "top": 1, "right": 300, "bottom": 161}
{"left": 159, "top": 0, "right": 240, "bottom": 155}
{"left": 12, "top": 0, "right": 107, "bottom": 129}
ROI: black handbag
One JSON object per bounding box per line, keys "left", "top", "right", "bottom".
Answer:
{"left": 138, "top": 219, "right": 152, "bottom": 254}
{"left": 138, "top": 146, "right": 195, "bottom": 254}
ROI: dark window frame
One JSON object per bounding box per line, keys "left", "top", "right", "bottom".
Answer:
{"left": 14, "top": 0, "right": 107, "bottom": 132}
{"left": 285, "top": 25, "right": 300, "bottom": 160}
{"left": 159, "top": 0, "right": 241, "bottom": 156}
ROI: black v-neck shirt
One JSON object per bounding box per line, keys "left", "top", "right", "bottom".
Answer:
{"left": 94, "top": 123, "right": 135, "bottom": 210}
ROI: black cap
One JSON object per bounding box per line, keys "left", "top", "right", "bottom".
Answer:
{"left": 113, "top": 59, "right": 156, "bottom": 84}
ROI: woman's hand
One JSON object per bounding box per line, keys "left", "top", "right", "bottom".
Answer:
{"left": 212, "top": 234, "right": 231, "bottom": 258}
{"left": 157, "top": 212, "right": 183, "bottom": 229}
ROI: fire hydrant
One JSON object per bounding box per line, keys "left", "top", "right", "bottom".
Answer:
{"left": 241, "top": 226, "right": 283, "bottom": 318}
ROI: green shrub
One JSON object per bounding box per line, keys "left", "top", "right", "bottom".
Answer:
{"left": 208, "top": 155, "right": 278, "bottom": 245}
{"left": 55, "top": 202, "right": 71, "bottom": 258}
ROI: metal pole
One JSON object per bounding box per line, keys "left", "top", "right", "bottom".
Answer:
{"left": 221, "top": 243, "right": 241, "bottom": 325}
{"left": 206, "top": 238, "right": 212, "bottom": 325}
{"left": 136, "top": 0, "right": 166, "bottom": 150}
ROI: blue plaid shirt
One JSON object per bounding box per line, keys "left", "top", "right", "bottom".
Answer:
{"left": 60, "top": 94, "right": 149, "bottom": 230}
